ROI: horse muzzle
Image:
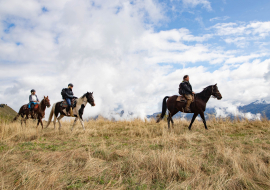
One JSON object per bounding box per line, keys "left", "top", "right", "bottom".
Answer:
{"left": 217, "top": 96, "right": 222, "bottom": 100}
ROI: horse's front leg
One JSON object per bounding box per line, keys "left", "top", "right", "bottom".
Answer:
{"left": 189, "top": 113, "right": 198, "bottom": 130}
{"left": 199, "top": 112, "right": 208, "bottom": 130}
{"left": 71, "top": 117, "right": 78, "bottom": 131}
{"left": 57, "top": 115, "right": 65, "bottom": 130}
{"left": 79, "top": 117, "right": 85, "bottom": 131}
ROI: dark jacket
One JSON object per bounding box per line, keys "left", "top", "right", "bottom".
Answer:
{"left": 62, "top": 88, "right": 74, "bottom": 99}
{"left": 179, "top": 81, "right": 193, "bottom": 95}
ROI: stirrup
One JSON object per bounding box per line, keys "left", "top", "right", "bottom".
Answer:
{"left": 185, "top": 108, "right": 191, "bottom": 113}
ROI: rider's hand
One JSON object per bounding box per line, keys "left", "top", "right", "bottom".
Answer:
{"left": 192, "top": 92, "right": 195, "bottom": 94}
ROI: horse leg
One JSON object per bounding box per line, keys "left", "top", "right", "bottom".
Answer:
{"left": 37, "top": 118, "right": 40, "bottom": 128}
{"left": 53, "top": 114, "right": 57, "bottom": 130}
{"left": 170, "top": 117, "right": 174, "bottom": 129}
{"left": 21, "top": 116, "right": 23, "bottom": 126}
{"left": 79, "top": 118, "right": 85, "bottom": 131}
{"left": 40, "top": 119, "right": 43, "bottom": 129}
{"left": 167, "top": 111, "right": 171, "bottom": 129}
{"left": 57, "top": 115, "right": 64, "bottom": 130}
{"left": 188, "top": 113, "right": 198, "bottom": 130}
{"left": 169, "top": 108, "right": 179, "bottom": 129}
{"left": 71, "top": 117, "right": 78, "bottom": 131}
{"left": 199, "top": 112, "right": 208, "bottom": 130}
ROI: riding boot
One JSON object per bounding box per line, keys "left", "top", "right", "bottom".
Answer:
{"left": 70, "top": 107, "right": 74, "bottom": 117}
{"left": 31, "top": 104, "right": 35, "bottom": 118}
{"left": 67, "top": 106, "right": 70, "bottom": 116}
{"left": 31, "top": 111, "right": 35, "bottom": 119}
{"left": 185, "top": 107, "right": 191, "bottom": 113}
{"left": 185, "top": 101, "right": 192, "bottom": 113}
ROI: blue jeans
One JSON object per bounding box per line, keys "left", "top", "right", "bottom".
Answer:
{"left": 65, "top": 98, "right": 72, "bottom": 106}
{"left": 28, "top": 102, "right": 38, "bottom": 109}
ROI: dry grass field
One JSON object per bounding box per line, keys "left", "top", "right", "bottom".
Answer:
{"left": 0, "top": 117, "right": 270, "bottom": 190}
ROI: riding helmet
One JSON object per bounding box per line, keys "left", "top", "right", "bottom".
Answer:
{"left": 68, "top": 83, "right": 73, "bottom": 87}
{"left": 31, "top": 89, "right": 36, "bottom": 93}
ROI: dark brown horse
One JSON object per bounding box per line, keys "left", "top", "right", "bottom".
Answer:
{"left": 157, "top": 84, "right": 222, "bottom": 130}
{"left": 13, "top": 96, "right": 51, "bottom": 128}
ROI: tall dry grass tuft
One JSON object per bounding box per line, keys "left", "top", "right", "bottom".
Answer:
{"left": 0, "top": 118, "right": 270, "bottom": 189}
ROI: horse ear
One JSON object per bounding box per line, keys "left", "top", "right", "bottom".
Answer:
{"left": 44, "top": 96, "right": 45, "bottom": 98}
{"left": 47, "top": 96, "right": 48, "bottom": 98}
{"left": 215, "top": 83, "right": 217, "bottom": 86}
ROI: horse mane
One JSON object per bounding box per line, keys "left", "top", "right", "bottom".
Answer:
{"left": 81, "top": 92, "right": 88, "bottom": 99}
{"left": 196, "top": 85, "right": 212, "bottom": 99}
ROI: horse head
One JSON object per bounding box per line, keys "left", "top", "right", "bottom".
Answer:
{"left": 211, "top": 84, "right": 222, "bottom": 100}
{"left": 86, "top": 92, "right": 95, "bottom": 106}
{"left": 43, "top": 96, "right": 51, "bottom": 108}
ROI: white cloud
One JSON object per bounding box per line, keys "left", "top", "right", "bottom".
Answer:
{"left": 209, "top": 16, "right": 229, "bottom": 22}
{"left": 211, "top": 21, "right": 270, "bottom": 47}
{"left": 0, "top": 0, "right": 270, "bottom": 121}
{"left": 182, "top": 0, "right": 212, "bottom": 11}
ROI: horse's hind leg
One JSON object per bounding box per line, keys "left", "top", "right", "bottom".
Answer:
{"left": 53, "top": 115, "right": 57, "bottom": 129}
{"left": 199, "top": 112, "right": 208, "bottom": 130}
{"left": 167, "top": 114, "right": 171, "bottom": 129}
{"left": 170, "top": 117, "right": 174, "bottom": 129}
{"left": 189, "top": 113, "right": 198, "bottom": 130}
{"left": 57, "top": 115, "right": 64, "bottom": 130}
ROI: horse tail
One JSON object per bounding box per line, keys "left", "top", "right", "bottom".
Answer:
{"left": 157, "top": 96, "right": 170, "bottom": 123}
{"left": 13, "top": 106, "right": 23, "bottom": 122}
{"left": 13, "top": 114, "right": 20, "bottom": 122}
{"left": 46, "top": 103, "right": 55, "bottom": 127}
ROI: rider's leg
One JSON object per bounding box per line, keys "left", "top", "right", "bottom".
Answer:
{"left": 65, "top": 98, "right": 72, "bottom": 116}
{"left": 184, "top": 94, "right": 192, "bottom": 112}
{"left": 31, "top": 102, "right": 35, "bottom": 118}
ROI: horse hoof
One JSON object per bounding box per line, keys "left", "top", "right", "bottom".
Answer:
{"left": 188, "top": 127, "right": 191, "bottom": 130}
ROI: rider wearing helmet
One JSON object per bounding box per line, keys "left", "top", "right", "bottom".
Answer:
{"left": 61, "top": 83, "right": 75, "bottom": 116}
{"left": 29, "top": 89, "right": 39, "bottom": 117}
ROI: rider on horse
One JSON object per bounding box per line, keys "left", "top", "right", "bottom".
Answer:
{"left": 179, "top": 75, "right": 195, "bottom": 113}
{"left": 29, "top": 89, "right": 39, "bottom": 117}
{"left": 61, "top": 83, "right": 75, "bottom": 116}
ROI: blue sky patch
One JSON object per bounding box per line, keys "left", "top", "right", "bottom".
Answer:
{"left": 42, "top": 7, "right": 48, "bottom": 12}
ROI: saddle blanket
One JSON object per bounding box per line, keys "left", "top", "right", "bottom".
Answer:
{"left": 176, "top": 95, "right": 194, "bottom": 102}
{"left": 23, "top": 104, "right": 39, "bottom": 110}
{"left": 60, "top": 99, "right": 77, "bottom": 108}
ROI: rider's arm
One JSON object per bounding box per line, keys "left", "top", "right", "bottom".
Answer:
{"left": 65, "top": 91, "right": 74, "bottom": 98}
{"left": 183, "top": 83, "right": 192, "bottom": 93}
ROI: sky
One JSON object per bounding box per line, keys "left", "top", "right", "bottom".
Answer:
{"left": 1, "top": 0, "right": 270, "bottom": 119}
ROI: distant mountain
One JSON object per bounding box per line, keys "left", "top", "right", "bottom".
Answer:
{"left": 238, "top": 100, "right": 270, "bottom": 119}
{"left": 147, "top": 99, "right": 270, "bottom": 120}
{"left": 0, "top": 104, "right": 17, "bottom": 121}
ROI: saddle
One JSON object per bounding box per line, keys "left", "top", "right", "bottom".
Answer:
{"left": 176, "top": 95, "right": 194, "bottom": 103}
{"left": 23, "top": 104, "right": 39, "bottom": 111}
{"left": 60, "top": 98, "right": 77, "bottom": 108}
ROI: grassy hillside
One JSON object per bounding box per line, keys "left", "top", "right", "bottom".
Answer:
{"left": 0, "top": 118, "right": 270, "bottom": 189}
{"left": 0, "top": 104, "right": 17, "bottom": 122}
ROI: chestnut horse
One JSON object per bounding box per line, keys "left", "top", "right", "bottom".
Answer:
{"left": 157, "top": 84, "right": 222, "bottom": 130}
{"left": 13, "top": 96, "right": 51, "bottom": 128}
